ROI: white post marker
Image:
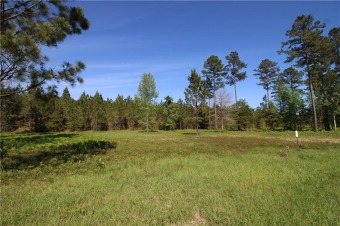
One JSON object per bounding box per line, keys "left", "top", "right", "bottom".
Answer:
{"left": 295, "top": 130, "right": 299, "bottom": 146}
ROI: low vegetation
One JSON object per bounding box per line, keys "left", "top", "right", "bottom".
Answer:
{"left": 1, "top": 130, "right": 339, "bottom": 225}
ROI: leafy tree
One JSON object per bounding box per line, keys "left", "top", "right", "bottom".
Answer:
{"left": 225, "top": 51, "right": 247, "bottom": 105}
{"left": 279, "top": 14, "right": 328, "bottom": 132}
{"left": 274, "top": 85, "right": 305, "bottom": 130}
{"left": 253, "top": 59, "right": 280, "bottom": 108}
{"left": 236, "top": 99, "right": 255, "bottom": 130}
{"left": 137, "top": 73, "right": 158, "bottom": 132}
{"left": 256, "top": 96, "right": 281, "bottom": 130}
{"left": 202, "top": 55, "right": 226, "bottom": 129}
{"left": 0, "top": 0, "right": 89, "bottom": 97}
{"left": 216, "top": 89, "right": 234, "bottom": 130}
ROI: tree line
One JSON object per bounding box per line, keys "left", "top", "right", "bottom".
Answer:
{"left": 0, "top": 0, "right": 339, "bottom": 132}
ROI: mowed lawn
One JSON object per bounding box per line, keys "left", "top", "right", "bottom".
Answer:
{"left": 1, "top": 130, "right": 340, "bottom": 225}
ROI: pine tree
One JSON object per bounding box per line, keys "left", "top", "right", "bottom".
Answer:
{"left": 280, "top": 67, "right": 304, "bottom": 92}
{"left": 185, "top": 69, "right": 204, "bottom": 134}
{"left": 225, "top": 51, "right": 247, "bottom": 105}
{"left": 202, "top": 55, "right": 226, "bottom": 130}
{"left": 279, "top": 14, "right": 327, "bottom": 132}
{"left": 78, "top": 92, "right": 91, "bottom": 130}
{"left": 253, "top": 59, "right": 280, "bottom": 108}
{"left": 91, "top": 91, "right": 106, "bottom": 131}
{"left": 225, "top": 51, "right": 247, "bottom": 130}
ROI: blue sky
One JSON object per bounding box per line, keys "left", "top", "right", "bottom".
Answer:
{"left": 45, "top": 1, "right": 340, "bottom": 108}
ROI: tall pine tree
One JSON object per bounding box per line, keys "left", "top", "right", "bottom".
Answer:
{"left": 279, "top": 14, "right": 326, "bottom": 131}
{"left": 202, "top": 55, "right": 225, "bottom": 130}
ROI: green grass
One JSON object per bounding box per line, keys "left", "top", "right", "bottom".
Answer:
{"left": 1, "top": 130, "right": 340, "bottom": 225}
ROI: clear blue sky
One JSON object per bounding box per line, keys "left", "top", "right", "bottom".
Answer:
{"left": 45, "top": 1, "right": 340, "bottom": 108}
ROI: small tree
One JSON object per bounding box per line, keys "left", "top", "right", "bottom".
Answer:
{"left": 237, "top": 99, "right": 255, "bottom": 130}
{"left": 216, "top": 89, "right": 234, "bottom": 130}
{"left": 137, "top": 73, "right": 158, "bottom": 132}
{"left": 159, "top": 96, "right": 177, "bottom": 130}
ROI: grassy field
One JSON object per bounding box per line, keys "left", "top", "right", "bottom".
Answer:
{"left": 1, "top": 130, "right": 340, "bottom": 225}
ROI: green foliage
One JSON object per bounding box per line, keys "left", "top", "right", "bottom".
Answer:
{"left": 202, "top": 55, "right": 226, "bottom": 91}
{"left": 137, "top": 73, "right": 159, "bottom": 132}
{"left": 279, "top": 14, "right": 330, "bottom": 131}
{"left": 236, "top": 99, "right": 255, "bottom": 130}
{"left": 225, "top": 51, "right": 247, "bottom": 86}
{"left": 137, "top": 73, "right": 159, "bottom": 105}
{"left": 184, "top": 69, "right": 205, "bottom": 134}
{"left": 279, "top": 67, "right": 304, "bottom": 91}
{"left": 91, "top": 92, "right": 107, "bottom": 131}
{"left": 202, "top": 55, "right": 226, "bottom": 130}
{"left": 1, "top": 10, "right": 338, "bottom": 132}
{"left": 0, "top": 0, "right": 90, "bottom": 96}
{"left": 0, "top": 87, "right": 23, "bottom": 131}
{"left": 274, "top": 86, "right": 305, "bottom": 130}
{"left": 158, "top": 96, "right": 177, "bottom": 130}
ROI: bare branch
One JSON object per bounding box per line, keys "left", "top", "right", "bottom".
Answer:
{"left": 1, "top": 1, "right": 30, "bottom": 13}
{"left": 2, "top": 0, "right": 42, "bottom": 24}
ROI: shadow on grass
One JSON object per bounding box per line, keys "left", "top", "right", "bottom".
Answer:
{"left": 1, "top": 140, "right": 117, "bottom": 171}
{"left": 2, "top": 133, "right": 79, "bottom": 146}
{"left": 138, "top": 130, "right": 159, "bottom": 133}
{"left": 182, "top": 132, "right": 199, "bottom": 135}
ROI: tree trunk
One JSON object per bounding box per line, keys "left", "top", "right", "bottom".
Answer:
{"left": 208, "top": 98, "right": 211, "bottom": 129}
{"left": 308, "top": 76, "right": 318, "bottom": 132}
{"left": 196, "top": 105, "right": 199, "bottom": 135}
{"left": 266, "top": 88, "right": 270, "bottom": 109}
{"left": 214, "top": 89, "right": 217, "bottom": 130}
{"left": 323, "top": 106, "right": 330, "bottom": 131}
{"left": 333, "top": 111, "right": 337, "bottom": 130}
{"left": 234, "top": 82, "right": 241, "bottom": 130}
{"left": 221, "top": 107, "right": 224, "bottom": 131}
{"left": 234, "top": 82, "right": 238, "bottom": 105}
{"left": 146, "top": 104, "right": 149, "bottom": 132}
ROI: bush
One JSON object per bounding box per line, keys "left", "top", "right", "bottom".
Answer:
{"left": 0, "top": 140, "right": 8, "bottom": 158}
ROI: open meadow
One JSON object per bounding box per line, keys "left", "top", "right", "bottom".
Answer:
{"left": 1, "top": 130, "right": 340, "bottom": 225}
